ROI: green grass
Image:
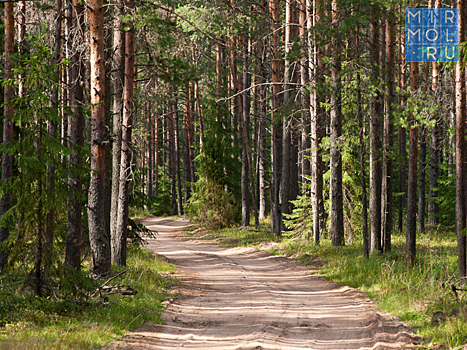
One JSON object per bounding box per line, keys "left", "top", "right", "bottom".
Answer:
{"left": 185, "top": 221, "right": 467, "bottom": 348}
{"left": 185, "top": 221, "right": 278, "bottom": 246}
{"left": 128, "top": 207, "right": 150, "bottom": 219}
{"left": 0, "top": 246, "right": 176, "bottom": 350}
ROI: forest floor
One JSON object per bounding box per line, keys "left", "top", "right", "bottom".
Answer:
{"left": 105, "top": 216, "right": 421, "bottom": 350}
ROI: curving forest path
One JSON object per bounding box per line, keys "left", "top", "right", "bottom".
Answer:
{"left": 107, "top": 216, "right": 420, "bottom": 350}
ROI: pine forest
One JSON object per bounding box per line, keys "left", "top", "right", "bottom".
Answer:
{"left": 2, "top": 0, "right": 467, "bottom": 348}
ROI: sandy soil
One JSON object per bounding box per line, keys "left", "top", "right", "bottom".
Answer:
{"left": 106, "top": 216, "right": 420, "bottom": 350}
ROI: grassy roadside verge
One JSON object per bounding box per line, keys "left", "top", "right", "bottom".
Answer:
{"left": 0, "top": 245, "right": 175, "bottom": 350}
{"left": 184, "top": 222, "right": 466, "bottom": 348}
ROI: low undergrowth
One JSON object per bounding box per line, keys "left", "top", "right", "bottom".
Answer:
{"left": 185, "top": 221, "right": 465, "bottom": 348}
{"left": 0, "top": 245, "right": 175, "bottom": 350}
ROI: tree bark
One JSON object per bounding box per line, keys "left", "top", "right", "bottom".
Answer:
{"left": 114, "top": 15, "right": 135, "bottom": 266}
{"left": 183, "top": 82, "right": 190, "bottom": 205}
{"left": 406, "top": 61, "right": 419, "bottom": 268}
{"left": 369, "top": 10, "right": 382, "bottom": 252}
{"left": 269, "top": 0, "right": 282, "bottom": 236}
{"left": 103, "top": 0, "right": 113, "bottom": 247}
{"left": 0, "top": 3, "right": 15, "bottom": 271}
{"left": 299, "top": 0, "right": 310, "bottom": 197}
{"left": 174, "top": 92, "right": 183, "bottom": 215}
{"left": 382, "top": 13, "right": 395, "bottom": 253}
{"left": 428, "top": 0, "right": 441, "bottom": 226}
{"left": 256, "top": 1, "right": 268, "bottom": 221}
{"left": 88, "top": 0, "right": 111, "bottom": 276}
{"left": 45, "top": 0, "right": 62, "bottom": 263}
{"left": 398, "top": 23, "right": 407, "bottom": 233}
{"left": 418, "top": 125, "right": 427, "bottom": 235}
{"left": 456, "top": 0, "right": 467, "bottom": 277}
{"left": 308, "top": 0, "right": 324, "bottom": 244}
{"left": 330, "top": 0, "right": 344, "bottom": 246}
{"left": 110, "top": 0, "right": 125, "bottom": 261}
{"left": 65, "top": 0, "right": 85, "bottom": 270}
{"left": 281, "top": 0, "right": 293, "bottom": 230}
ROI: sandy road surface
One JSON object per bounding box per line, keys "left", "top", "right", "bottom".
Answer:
{"left": 107, "top": 216, "right": 419, "bottom": 350}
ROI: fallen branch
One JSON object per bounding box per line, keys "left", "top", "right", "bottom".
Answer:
{"left": 91, "top": 269, "right": 137, "bottom": 299}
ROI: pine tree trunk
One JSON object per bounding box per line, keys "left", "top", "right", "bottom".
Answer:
{"left": 103, "top": 1, "right": 113, "bottom": 245}
{"left": 456, "top": 0, "right": 467, "bottom": 277}
{"left": 242, "top": 34, "right": 254, "bottom": 227}
{"left": 46, "top": 0, "right": 62, "bottom": 263}
{"left": 269, "top": 0, "right": 282, "bottom": 236}
{"left": 110, "top": 0, "right": 125, "bottom": 259}
{"left": 88, "top": 0, "right": 111, "bottom": 276}
{"left": 308, "top": 0, "right": 324, "bottom": 244}
{"left": 418, "top": 125, "right": 427, "bottom": 234}
{"left": 299, "top": 0, "right": 310, "bottom": 197}
{"left": 354, "top": 18, "right": 369, "bottom": 258}
{"left": 65, "top": 0, "right": 85, "bottom": 270}
{"left": 174, "top": 93, "right": 183, "bottom": 215}
{"left": 18, "top": 1, "right": 26, "bottom": 99}
{"left": 114, "top": 17, "right": 135, "bottom": 266}
{"left": 34, "top": 118, "right": 43, "bottom": 296}
{"left": 428, "top": 0, "right": 441, "bottom": 226}
{"left": 330, "top": 0, "right": 344, "bottom": 246}
{"left": 256, "top": 3, "right": 268, "bottom": 220}
{"left": 369, "top": 11, "right": 382, "bottom": 253}
{"left": 155, "top": 110, "right": 160, "bottom": 195}
{"left": 147, "top": 100, "right": 153, "bottom": 200}
{"left": 183, "top": 82, "right": 191, "bottom": 205}
{"left": 0, "top": 3, "right": 14, "bottom": 271}
{"left": 281, "top": 0, "right": 293, "bottom": 230}
{"left": 398, "top": 23, "right": 407, "bottom": 233}
{"left": 406, "top": 61, "right": 419, "bottom": 268}
{"left": 382, "top": 13, "right": 395, "bottom": 253}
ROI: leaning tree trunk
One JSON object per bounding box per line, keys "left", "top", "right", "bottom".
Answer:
{"left": 88, "top": 0, "right": 111, "bottom": 277}
{"left": 115, "top": 10, "right": 135, "bottom": 266}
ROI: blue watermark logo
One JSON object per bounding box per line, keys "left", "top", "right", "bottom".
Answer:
{"left": 405, "top": 8, "right": 459, "bottom": 62}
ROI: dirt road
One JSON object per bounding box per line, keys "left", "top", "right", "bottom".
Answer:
{"left": 109, "top": 216, "right": 419, "bottom": 349}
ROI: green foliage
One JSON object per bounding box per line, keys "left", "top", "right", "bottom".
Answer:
{"left": 151, "top": 176, "right": 173, "bottom": 216}
{"left": 0, "top": 31, "right": 85, "bottom": 292}
{"left": 186, "top": 98, "right": 241, "bottom": 229}
{"left": 127, "top": 218, "right": 156, "bottom": 247}
{"left": 184, "top": 220, "right": 277, "bottom": 246}
{"left": 283, "top": 185, "right": 313, "bottom": 240}
{"left": 437, "top": 163, "right": 456, "bottom": 227}
{"left": 187, "top": 179, "right": 239, "bottom": 230}
{"left": 0, "top": 246, "right": 175, "bottom": 349}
